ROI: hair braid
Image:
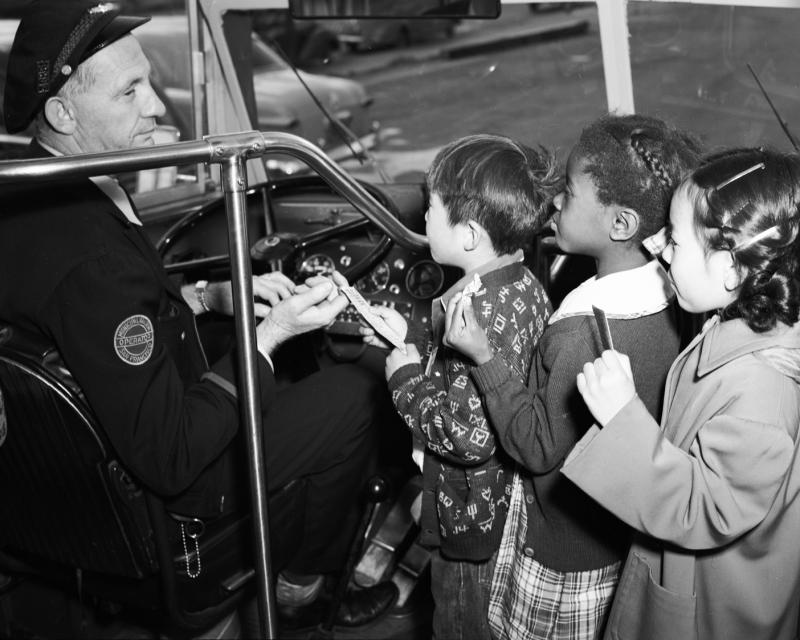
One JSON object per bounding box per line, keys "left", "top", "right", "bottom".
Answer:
{"left": 630, "top": 130, "right": 673, "bottom": 190}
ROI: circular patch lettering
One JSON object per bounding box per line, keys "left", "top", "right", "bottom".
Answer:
{"left": 114, "top": 315, "right": 154, "bottom": 365}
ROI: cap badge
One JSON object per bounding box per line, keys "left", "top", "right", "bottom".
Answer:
{"left": 90, "top": 3, "right": 116, "bottom": 14}
{"left": 35, "top": 59, "right": 51, "bottom": 95}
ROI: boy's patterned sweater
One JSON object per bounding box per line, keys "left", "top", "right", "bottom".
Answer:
{"left": 388, "top": 255, "right": 551, "bottom": 560}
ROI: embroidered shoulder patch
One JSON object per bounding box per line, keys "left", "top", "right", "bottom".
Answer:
{"left": 114, "top": 315, "right": 154, "bottom": 365}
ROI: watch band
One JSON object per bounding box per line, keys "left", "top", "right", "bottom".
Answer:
{"left": 195, "top": 280, "right": 211, "bottom": 313}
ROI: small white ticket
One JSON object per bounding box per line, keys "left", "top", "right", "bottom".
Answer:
{"left": 462, "top": 273, "right": 483, "bottom": 297}
{"left": 441, "top": 273, "right": 484, "bottom": 311}
{"left": 340, "top": 286, "right": 407, "bottom": 354}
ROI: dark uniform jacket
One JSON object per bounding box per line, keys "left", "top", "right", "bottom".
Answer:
{"left": 0, "top": 141, "right": 275, "bottom": 517}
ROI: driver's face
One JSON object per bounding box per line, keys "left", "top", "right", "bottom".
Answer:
{"left": 66, "top": 35, "right": 166, "bottom": 153}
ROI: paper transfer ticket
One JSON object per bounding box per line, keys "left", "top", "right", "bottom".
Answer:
{"left": 341, "top": 286, "right": 407, "bottom": 353}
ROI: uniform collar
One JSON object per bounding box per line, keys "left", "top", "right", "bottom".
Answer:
{"left": 34, "top": 139, "right": 141, "bottom": 226}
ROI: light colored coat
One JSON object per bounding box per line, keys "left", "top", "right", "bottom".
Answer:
{"left": 562, "top": 315, "right": 800, "bottom": 640}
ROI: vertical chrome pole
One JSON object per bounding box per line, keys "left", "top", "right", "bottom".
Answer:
{"left": 597, "top": 0, "right": 635, "bottom": 114}
{"left": 220, "top": 153, "right": 277, "bottom": 639}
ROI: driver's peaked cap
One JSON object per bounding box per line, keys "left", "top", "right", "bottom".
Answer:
{"left": 4, "top": 0, "right": 150, "bottom": 133}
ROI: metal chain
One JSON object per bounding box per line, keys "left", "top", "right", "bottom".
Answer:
{"left": 179, "top": 522, "right": 202, "bottom": 579}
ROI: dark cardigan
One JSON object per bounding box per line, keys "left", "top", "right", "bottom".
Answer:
{"left": 388, "top": 260, "right": 551, "bottom": 560}
{"left": 472, "top": 305, "right": 680, "bottom": 571}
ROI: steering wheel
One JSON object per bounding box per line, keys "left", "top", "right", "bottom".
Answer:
{"left": 156, "top": 178, "right": 398, "bottom": 285}
{"left": 249, "top": 218, "right": 394, "bottom": 283}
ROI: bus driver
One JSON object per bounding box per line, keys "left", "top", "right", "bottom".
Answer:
{"left": 0, "top": 0, "right": 398, "bottom": 630}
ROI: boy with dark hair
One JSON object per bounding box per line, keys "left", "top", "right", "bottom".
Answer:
{"left": 362, "top": 133, "right": 560, "bottom": 639}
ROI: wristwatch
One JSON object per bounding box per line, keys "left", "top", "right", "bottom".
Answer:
{"left": 195, "top": 280, "right": 211, "bottom": 313}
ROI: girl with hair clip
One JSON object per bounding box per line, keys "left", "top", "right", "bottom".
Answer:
{"left": 565, "top": 147, "right": 800, "bottom": 640}
{"left": 443, "top": 114, "right": 703, "bottom": 640}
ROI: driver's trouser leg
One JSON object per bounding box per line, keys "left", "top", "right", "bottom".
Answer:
{"left": 262, "top": 363, "right": 382, "bottom": 575}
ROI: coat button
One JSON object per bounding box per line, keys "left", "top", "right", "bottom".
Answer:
{"left": 525, "top": 494, "right": 534, "bottom": 505}
{"left": 180, "top": 331, "right": 186, "bottom": 341}
{"left": 523, "top": 546, "right": 534, "bottom": 557}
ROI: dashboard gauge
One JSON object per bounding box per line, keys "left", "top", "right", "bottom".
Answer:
{"left": 405, "top": 260, "right": 445, "bottom": 299}
{"left": 298, "top": 253, "right": 335, "bottom": 278}
{"left": 356, "top": 261, "right": 391, "bottom": 295}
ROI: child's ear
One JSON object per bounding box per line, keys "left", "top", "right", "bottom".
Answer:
{"left": 609, "top": 208, "right": 640, "bottom": 242}
{"left": 463, "top": 220, "right": 486, "bottom": 252}
{"left": 721, "top": 252, "right": 743, "bottom": 291}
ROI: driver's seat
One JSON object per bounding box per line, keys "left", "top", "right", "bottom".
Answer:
{"left": 0, "top": 321, "right": 306, "bottom": 636}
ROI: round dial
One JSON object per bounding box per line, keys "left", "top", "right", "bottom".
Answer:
{"left": 405, "top": 260, "right": 445, "bottom": 299}
{"left": 298, "top": 253, "right": 335, "bottom": 278}
{"left": 356, "top": 261, "right": 391, "bottom": 295}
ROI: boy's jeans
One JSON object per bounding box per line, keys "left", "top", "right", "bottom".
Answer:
{"left": 431, "top": 548, "right": 497, "bottom": 640}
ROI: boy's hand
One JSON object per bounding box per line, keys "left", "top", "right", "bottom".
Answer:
{"left": 359, "top": 305, "right": 408, "bottom": 349}
{"left": 443, "top": 293, "right": 493, "bottom": 365}
{"left": 576, "top": 350, "right": 636, "bottom": 426}
{"left": 385, "top": 343, "right": 421, "bottom": 380}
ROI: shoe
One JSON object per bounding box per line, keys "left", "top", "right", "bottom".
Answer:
{"left": 335, "top": 581, "right": 399, "bottom": 627}
{"left": 277, "top": 594, "right": 328, "bottom": 632}
{"left": 277, "top": 580, "right": 399, "bottom": 631}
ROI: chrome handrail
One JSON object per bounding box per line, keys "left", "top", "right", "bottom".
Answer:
{"left": 0, "top": 131, "right": 428, "bottom": 250}
{"left": 0, "top": 130, "right": 426, "bottom": 638}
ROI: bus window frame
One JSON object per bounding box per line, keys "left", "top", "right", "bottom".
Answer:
{"left": 140, "top": 0, "right": 798, "bottom": 216}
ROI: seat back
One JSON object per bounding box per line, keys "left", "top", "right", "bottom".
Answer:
{"left": 0, "top": 324, "right": 157, "bottom": 578}
{"left": 0, "top": 322, "right": 306, "bottom": 632}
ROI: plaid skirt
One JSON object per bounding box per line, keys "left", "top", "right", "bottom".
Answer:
{"left": 488, "top": 473, "right": 620, "bottom": 640}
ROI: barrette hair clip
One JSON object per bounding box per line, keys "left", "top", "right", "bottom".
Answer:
{"left": 733, "top": 225, "right": 780, "bottom": 251}
{"left": 715, "top": 162, "right": 765, "bottom": 191}
{"left": 711, "top": 161, "right": 766, "bottom": 231}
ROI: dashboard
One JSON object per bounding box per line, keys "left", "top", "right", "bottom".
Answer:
{"left": 156, "top": 175, "right": 462, "bottom": 351}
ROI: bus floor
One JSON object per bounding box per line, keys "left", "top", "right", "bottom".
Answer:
{"left": 0, "top": 570, "right": 434, "bottom": 639}
{"left": 281, "top": 576, "right": 434, "bottom": 640}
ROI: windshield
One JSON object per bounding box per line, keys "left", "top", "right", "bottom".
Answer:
{"left": 315, "top": 1, "right": 800, "bottom": 183}
{"left": 103, "top": 1, "right": 800, "bottom": 207}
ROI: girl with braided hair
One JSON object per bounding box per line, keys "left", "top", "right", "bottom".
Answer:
{"left": 567, "top": 147, "right": 800, "bottom": 640}
{"left": 441, "top": 113, "right": 703, "bottom": 639}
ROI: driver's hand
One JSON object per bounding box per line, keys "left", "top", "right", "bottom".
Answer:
{"left": 256, "top": 279, "right": 348, "bottom": 354}
{"left": 294, "top": 271, "right": 350, "bottom": 302}
{"left": 253, "top": 272, "right": 297, "bottom": 316}
{"left": 204, "top": 273, "right": 297, "bottom": 317}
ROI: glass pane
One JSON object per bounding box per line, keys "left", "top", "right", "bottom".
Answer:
{"left": 328, "top": 3, "right": 605, "bottom": 182}
{"left": 629, "top": 2, "right": 800, "bottom": 152}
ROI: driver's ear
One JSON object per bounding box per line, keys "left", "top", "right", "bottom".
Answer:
{"left": 43, "top": 96, "right": 76, "bottom": 135}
